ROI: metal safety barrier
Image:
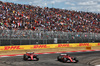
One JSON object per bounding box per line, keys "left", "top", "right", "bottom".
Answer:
{"left": 0, "top": 30, "right": 100, "bottom": 46}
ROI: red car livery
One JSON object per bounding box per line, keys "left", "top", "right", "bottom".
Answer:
{"left": 57, "top": 54, "right": 78, "bottom": 63}
{"left": 23, "top": 52, "right": 39, "bottom": 61}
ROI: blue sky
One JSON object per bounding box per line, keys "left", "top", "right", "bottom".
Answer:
{"left": 0, "top": 0, "right": 100, "bottom": 13}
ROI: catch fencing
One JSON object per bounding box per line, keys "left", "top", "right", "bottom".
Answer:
{"left": 0, "top": 30, "right": 100, "bottom": 46}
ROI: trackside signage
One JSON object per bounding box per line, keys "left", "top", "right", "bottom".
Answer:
{"left": 0, "top": 46, "right": 24, "bottom": 51}
{"left": 4, "top": 46, "right": 22, "bottom": 50}
{"left": 56, "top": 44, "right": 72, "bottom": 47}
{"left": 0, "top": 43, "right": 100, "bottom": 51}
{"left": 96, "top": 43, "right": 100, "bottom": 46}
{"left": 30, "top": 45, "right": 50, "bottom": 49}
{"left": 77, "top": 43, "right": 91, "bottom": 47}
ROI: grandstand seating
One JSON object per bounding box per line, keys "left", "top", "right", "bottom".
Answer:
{"left": 0, "top": 1, "right": 100, "bottom": 45}
{"left": 0, "top": 1, "right": 100, "bottom": 33}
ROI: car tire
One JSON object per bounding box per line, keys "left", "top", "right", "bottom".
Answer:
{"left": 36, "top": 58, "right": 39, "bottom": 61}
{"left": 23, "top": 54, "right": 28, "bottom": 61}
{"left": 63, "top": 58, "right": 67, "bottom": 63}
{"left": 73, "top": 57, "right": 78, "bottom": 63}
{"left": 73, "top": 57, "right": 76, "bottom": 60}
{"left": 74, "top": 60, "right": 78, "bottom": 63}
{"left": 57, "top": 56, "right": 60, "bottom": 61}
{"left": 57, "top": 56, "right": 62, "bottom": 61}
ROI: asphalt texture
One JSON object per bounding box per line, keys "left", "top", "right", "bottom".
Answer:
{"left": 0, "top": 51, "right": 100, "bottom": 66}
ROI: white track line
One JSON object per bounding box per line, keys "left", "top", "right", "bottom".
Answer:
{"left": 0, "top": 56, "right": 10, "bottom": 57}
{"left": 95, "top": 65, "right": 100, "bottom": 66}
{"left": 43, "top": 53, "right": 50, "bottom": 54}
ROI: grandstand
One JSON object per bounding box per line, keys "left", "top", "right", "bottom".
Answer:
{"left": 0, "top": 1, "right": 100, "bottom": 45}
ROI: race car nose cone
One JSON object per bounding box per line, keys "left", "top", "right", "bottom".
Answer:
{"left": 31, "top": 55, "right": 33, "bottom": 60}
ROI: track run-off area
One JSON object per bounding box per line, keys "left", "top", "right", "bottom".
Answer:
{"left": 0, "top": 51, "right": 100, "bottom": 66}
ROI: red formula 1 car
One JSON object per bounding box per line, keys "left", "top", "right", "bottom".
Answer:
{"left": 57, "top": 54, "right": 78, "bottom": 63}
{"left": 23, "top": 52, "right": 39, "bottom": 61}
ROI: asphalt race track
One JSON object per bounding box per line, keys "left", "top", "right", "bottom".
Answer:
{"left": 0, "top": 51, "right": 100, "bottom": 66}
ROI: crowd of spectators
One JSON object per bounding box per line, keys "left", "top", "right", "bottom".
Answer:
{"left": 0, "top": 1, "right": 100, "bottom": 33}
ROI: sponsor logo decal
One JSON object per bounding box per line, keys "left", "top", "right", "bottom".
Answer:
{"left": 77, "top": 43, "right": 91, "bottom": 47}
{"left": 4, "top": 46, "right": 24, "bottom": 50}
{"left": 31, "top": 45, "right": 50, "bottom": 49}
{"left": 97, "top": 43, "right": 100, "bottom": 46}
{"left": 57, "top": 44, "right": 72, "bottom": 47}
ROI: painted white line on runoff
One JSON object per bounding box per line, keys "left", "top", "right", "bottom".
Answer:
{"left": 76, "top": 51, "right": 82, "bottom": 52}
{"left": 95, "top": 50, "right": 100, "bottom": 51}
{"left": 16, "top": 55, "right": 23, "bottom": 56}
{"left": 0, "top": 56, "right": 10, "bottom": 57}
{"left": 56, "top": 52, "right": 61, "bottom": 53}
{"left": 95, "top": 65, "right": 100, "bottom": 66}
{"left": 43, "top": 53, "right": 50, "bottom": 54}
{"left": 84, "top": 51, "right": 91, "bottom": 52}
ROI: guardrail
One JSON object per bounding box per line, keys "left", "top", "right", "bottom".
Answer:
{"left": 0, "top": 30, "right": 100, "bottom": 46}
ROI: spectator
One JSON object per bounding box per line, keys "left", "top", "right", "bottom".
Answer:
{"left": 0, "top": 1, "right": 100, "bottom": 33}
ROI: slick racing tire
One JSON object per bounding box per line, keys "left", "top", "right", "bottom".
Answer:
{"left": 57, "top": 56, "right": 62, "bottom": 61}
{"left": 73, "top": 57, "right": 78, "bottom": 63}
{"left": 73, "top": 57, "right": 76, "bottom": 60}
{"left": 74, "top": 60, "right": 78, "bottom": 63}
{"left": 23, "top": 54, "right": 28, "bottom": 61}
{"left": 36, "top": 58, "right": 39, "bottom": 61}
{"left": 34, "top": 56, "right": 39, "bottom": 61}
{"left": 63, "top": 58, "right": 67, "bottom": 63}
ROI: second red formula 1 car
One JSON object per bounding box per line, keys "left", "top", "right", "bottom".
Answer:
{"left": 23, "top": 52, "right": 39, "bottom": 61}
{"left": 57, "top": 54, "right": 78, "bottom": 63}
